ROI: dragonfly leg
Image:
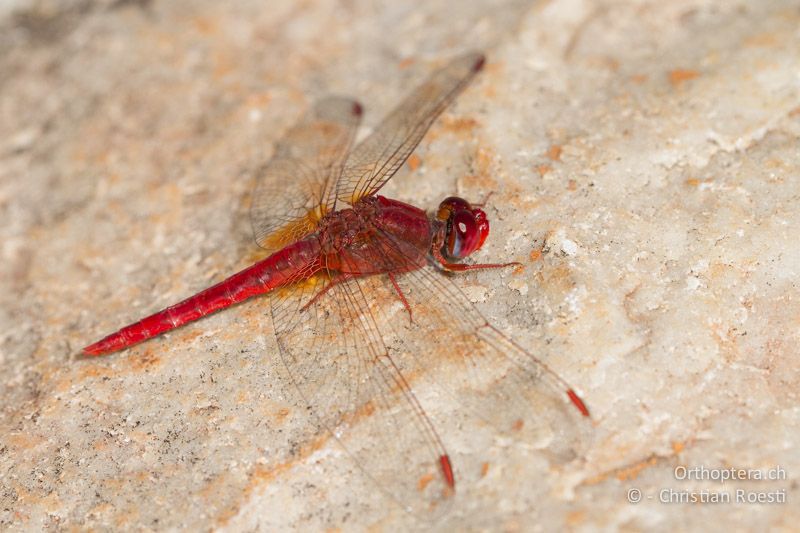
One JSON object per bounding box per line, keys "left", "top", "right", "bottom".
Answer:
{"left": 437, "top": 259, "right": 521, "bottom": 272}
{"left": 300, "top": 273, "right": 355, "bottom": 312}
{"left": 388, "top": 272, "right": 414, "bottom": 324}
{"left": 431, "top": 229, "right": 521, "bottom": 272}
{"left": 471, "top": 191, "right": 494, "bottom": 208}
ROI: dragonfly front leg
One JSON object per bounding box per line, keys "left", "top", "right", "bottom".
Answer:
{"left": 431, "top": 227, "right": 521, "bottom": 272}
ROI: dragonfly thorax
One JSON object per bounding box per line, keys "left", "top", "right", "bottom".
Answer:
{"left": 316, "top": 208, "right": 369, "bottom": 253}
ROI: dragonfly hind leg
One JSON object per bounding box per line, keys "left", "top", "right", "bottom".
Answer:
{"left": 301, "top": 272, "right": 415, "bottom": 325}
{"left": 388, "top": 272, "right": 414, "bottom": 323}
{"left": 300, "top": 273, "right": 356, "bottom": 312}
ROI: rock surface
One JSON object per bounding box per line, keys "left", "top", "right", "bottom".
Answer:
{"left": 1, "top": 0, "right": 798, "bottom": 530}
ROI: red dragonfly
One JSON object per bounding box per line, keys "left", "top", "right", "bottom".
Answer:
{"left": 84, "top": 51, "right": 589, "bottom": 513}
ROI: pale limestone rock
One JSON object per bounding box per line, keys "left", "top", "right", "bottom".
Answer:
{"left": 1, "top": 0, "right": 798, "bottom": 531}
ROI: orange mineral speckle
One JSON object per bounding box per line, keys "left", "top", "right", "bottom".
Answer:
{"left": 7, "top": 432, "right": 45, "bottom": 450}
{"left": 529, "top": 249, "right": 543, "bottom": 262}
{"left": 236, "top": 390, "right": 249, "bottom": 405}
{"left": 275, "top": 407, "right": 290, "bottom": 423}
{"left": 537, "top": 164, "right": 552, "bottom": 177}
{"left": 418, "top": 472, "right": 435, "bottom": 491}
{"left": 547, "top": 144, "right": 562, "bottom": 161}
{"left": 246, "top": 92, "right": 272, "bottom": 108}
{"left": 585, "top": 455, "right": 658, "bottom": 485}
{"left": 685, "top": 177, "right": 712, "bottom": 188}
{"left": 126, "top": 348, "right": 162, "bottom": 372}
{"left": 669, "top": 68, "right": 700, "bottom": 87}
{"left": 744, "top": 32, "right": 777, "bottom": 47}
{"left": 567, "top": 179, "right": 578, "bottom": 191}
{"left": 481, "top": 462, "right": 490, "bottom": 478}
{"left": 360, "top": 400, "right": 376, "bottom": 418}
{"left": 616, "top": 456, "right": 659, "bottom": 481}
{"left": 441, "top": 115, "right": 478, "bottom": 133}
{"left": 566, "top": 510, "right": 586, "bottom": 527}
{"left": 213, "top": 51, "right": 235, "bottom": 80}
{"left": 398, "top": 57, "right": 415, "bottom": 69}
{"left": 475, "top": 147, "right": 494, "bottom": 172}
{"left": 764, "top": 158, "right": 786, "bottom": 170}
{"left": 75, "top": 364, "right": 115, "bottom": 382}
{"left": 192, "top": 16, "right": 218, "bottom": 35}
{"left": 407, "top": 153, "right": 421, "bottom": 171}
{"left": 672, "top": 441, "right": 685, "bottom": 454}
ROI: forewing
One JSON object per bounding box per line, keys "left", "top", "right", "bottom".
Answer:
{"left": 251, "top": 97, "right": 362, "bottom": 251}
{"left": 337, "top": 51, "right": 485, "bottom": 205}
{"left": 269, "top": 262, "right": 456, "bottom": 517}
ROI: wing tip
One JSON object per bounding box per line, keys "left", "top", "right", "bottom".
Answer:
{"left": 439, "top": 454, "right": 455, "bottom": 489}
{"left": 567, "top": 389, "right": 591, "bottom": 418}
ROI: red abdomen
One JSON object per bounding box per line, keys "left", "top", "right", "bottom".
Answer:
{"left": 83, "top": 239, "right": 320, "bottom": 356}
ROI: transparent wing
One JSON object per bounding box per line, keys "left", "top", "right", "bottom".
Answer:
{"left": 370, "top": 229, "right": 593, "bottom": 459}
{"left": 386, "top": 265, "right": 592, "bottom": 457}
{"left": 269, "top": 264, "right": 456, "bottom": 518}
{"left": 251, "top": 97, "right": 362, "bottom": 251}
{"left": 336, "top": 51, "right": 485, "bottom": 205}
{"left": 267, "top": 222, "right": 590, "bottom": 517}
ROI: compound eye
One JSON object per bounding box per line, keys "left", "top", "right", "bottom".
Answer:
{"left": 445, "top": 208, "right": 490, "bottom": 259}
{"left": 436, "top": 196, "right": 472, "bottom": 221}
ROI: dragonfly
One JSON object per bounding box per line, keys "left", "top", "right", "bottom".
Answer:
{"left": 83, "top": 51, "right": 590, "bottom": 514}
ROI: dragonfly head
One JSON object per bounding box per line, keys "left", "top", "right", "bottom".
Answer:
{"left": 436, "top": 196, "right": 490, "bottom": 260}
